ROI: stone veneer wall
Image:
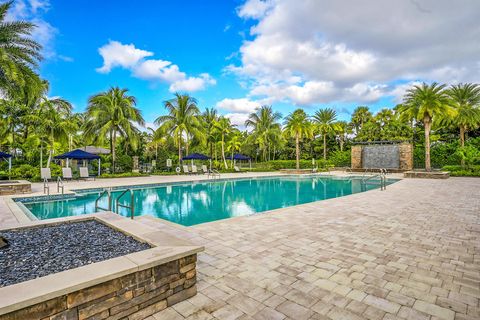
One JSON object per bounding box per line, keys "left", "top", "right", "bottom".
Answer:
{"left": 0, "top": 254, "right": 197, "bottom": 320}
{"left": 350, "top": 143, "right": 413, "bottom": 171}
{"left": 0, "top": 183, "right": 31, "bottom": 195}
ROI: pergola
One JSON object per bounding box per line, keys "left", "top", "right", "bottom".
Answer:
{"left": 0, "top": 151, "right": 12, "bottom": 176}
{"left": 54, "top": 149, "right": 101, "bottom": 176}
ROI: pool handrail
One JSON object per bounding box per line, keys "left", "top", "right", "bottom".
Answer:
{"left": 95, "top": 189, "right": 111, "bottom": 212}
{"left": 115, "top": 188, "right": 135, "bottom": 219}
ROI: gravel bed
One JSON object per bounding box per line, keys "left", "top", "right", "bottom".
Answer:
{"left": 0, "top": 220, "right": 151, "bottom": 287}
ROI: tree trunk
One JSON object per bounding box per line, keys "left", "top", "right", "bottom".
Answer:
{"left": 295, "top": 134, "right": 300, "bottom": 169}
{"left": 460, "top": 125, "right": 466, "bottom": 167}
{"left": 231, "top": 150, "right": 234, "bottom": 169}
{"left": 112, "top": 131, "right": 117, "bottom": 173}
{"left": 221, "top": 136, "right": 227, "bottom": 169}
{"left": 40, "top": 144, "right": 43, "bottom": 168}
{"left": 323, "top": 134, "right": 327, "bottom": 160}
{"left": 340, "top": 136, "right": 344, "bottom": 151}
{"left": 178, "top": 132, "right": 182, "bottom": 165}
{"left": 424, "top": 117, "right": 431, "bottom": 172}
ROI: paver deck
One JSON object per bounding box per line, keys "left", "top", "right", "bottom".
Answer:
{"left": 1, "top": 175, "right": 479, "bottom": 319}
{"left": 141, "top": 177, "right": 479, "bottom": 320}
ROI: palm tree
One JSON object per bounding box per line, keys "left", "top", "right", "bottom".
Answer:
{"left": 399, "top": 82, "right": 454, "bottom": 171}
{"left": 245, "top": 105, "right": 282, "bottom": 161}
{"left": 313, "top": 108, "right": 339, "bottom": 160}
{"left": 202, "top": 108, "right": 219, "bottom": 159}
{"left": 226, "top": 131, "right": 242, "bottom": 168}
{"left": 351, "top": 106, "right": 372, "bottom": 134}
{"left": 283, "top": 109, "right": 313, "bottom": 169}
{"left": 0, "top": 1, "right": 42, "bottom": 94}
{"left": 84, "top": 87, "right": 144, "bottom": 173}
{"left": 155, "top": 93, "right": 202, "bottom": 163}
{"left": 445, "top": 83, "right": 480, "bottom": 148}
{"left": 214, "top": 116, "right": 233, "bottom": 169}
{"left": 335, "top": 121, "right": 349, "bottom": 151}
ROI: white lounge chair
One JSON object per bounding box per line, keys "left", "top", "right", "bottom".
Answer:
{"left": 40, "top": 168, "right": 52, "bottom": 182}
{"left": 182, "top": 165, "right": 191, "bottom": 175}
{"left": 201, "top": 165, "right": 209, "bottom": 174}
{"left": 62, "top": 167, "right": 73, "bottom": 181}
{"left": 79, "top": 167, "right": 95, "bottom": 180}
{"left": 234, "top": 166, "right": 245, "bottom": 173}
{"left": 191, "top": 165, "right": 198, "bottom": 174}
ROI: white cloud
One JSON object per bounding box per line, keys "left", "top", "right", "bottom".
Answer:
{"left": 224, "top": 113, "right": 250, "bottom": 129}
{"left": 216, "top": 98, "right": 261, "bottom": 113}
{"left": 96, "top": 40, "right": 215, "bottom": 92}
{"left": 96, "top": 41, "right": 153, "bottom": 73}
{"left": 232, "top": 0, "right": 480, "bottom": 106}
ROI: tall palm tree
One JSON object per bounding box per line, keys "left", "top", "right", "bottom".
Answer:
{"left": 283, "top": 109, "right": 313, "bottom": 169}
{"left": 444, "top": 83, "right": 480, "bottom": 147}
{"left": 214, "top": 116, "right": 233, "bottom": 169}
{"left": 84, "top": 87, "right": 144, "bottom": 173}
{"left": 227, "top": 131, "right": 242, "bottom": 168}
{"left": 0, "top": 1, "right": 42, "bottom": 94}
{"left": 399, "top": 82, "right": 454, "bottom": 171}
{"left": 351, "top": 106, "right": 372, "bottom": 134}
{"left": 313, "top": 108, "right": 339, "bottom": 160}
{"left": 245, "top": 105, "right": 282, "bottom": 161}
{"left": 335, "top": 121, "right": 349, "bottom": 151}
{"left": 202, "top": 108, "right": 219, "bottom": 159}
{"left": 155, "top": 93, "right": 202, "bottom": 163}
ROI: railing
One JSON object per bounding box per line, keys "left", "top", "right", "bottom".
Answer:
{"left": 115, "top": 189, "right": 135, "bottom": 219}
{"left": 95, "top": 189, "right": 111, "bottom": 212}
{"left": 362, "top": 172, "right": 387, "bottom": 191}
{"left": 43, "top": 178, "right": 49, "bottom": 195}
{"left": 56, "top": 177, "right": 64, "bottom": 195}
{"left": 208, "top": 169, "right": 221, "bottom": 180}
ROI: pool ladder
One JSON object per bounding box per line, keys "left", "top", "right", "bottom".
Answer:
{"left": 94, "top": 188, "right": 135, "bottom": 219}
{"left": 361, "top": 169, "right": 387, "bottom": 191}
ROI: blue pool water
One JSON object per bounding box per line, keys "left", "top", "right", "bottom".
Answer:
{"left": 21, "top": 176, "right": 397, "bottom": 226}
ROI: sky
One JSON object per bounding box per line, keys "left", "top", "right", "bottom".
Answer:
{"left": 7, "top": 0, "right": 480, "bottom": 129}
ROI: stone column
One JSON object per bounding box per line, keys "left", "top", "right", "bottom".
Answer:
{"left": 351, "top": 145, "right": 363, "bottom": 169}
{"left": 398, "top": 143, "right": 413, "bottom": 171}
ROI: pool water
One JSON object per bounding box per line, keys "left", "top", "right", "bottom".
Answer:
{"left": 23, "top": 176, "right": 397, "bottom": 226}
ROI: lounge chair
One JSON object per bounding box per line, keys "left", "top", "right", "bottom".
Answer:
{"left": 191, "top": 165, "right": 198, "bottom": 174}
{"left": 201, "top": 165, "right": 209, "bottom": 174}
{"left": 40, "top": 168, "right": 52, "bottom": 182}
{"left": 79, "top": 167, "right": 95, "bottom": 180}
{"left": 234, "top": 166, "right": 245, "bottom": 173}
{"left": 182, "top": 165, "right": 191, "bottom": 175}
{"left": 62, "top": 167, "right": 73, "bottom": 181}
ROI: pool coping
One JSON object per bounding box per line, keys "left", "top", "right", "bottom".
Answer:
{"left": 0, "top": 212, "right": 204, "bottom": 316}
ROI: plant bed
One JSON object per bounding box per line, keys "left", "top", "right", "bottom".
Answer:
{"left": 0, "top": 213, "right": 203, "bottom": 320}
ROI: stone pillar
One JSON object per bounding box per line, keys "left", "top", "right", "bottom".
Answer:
{"left": 351, "top": 145, "right": 363, "bottom": 169}
{"left": 398, "top": 143, "right": 413, "bottom": 171}
{"left": 132, "top": 156, "right": 139, "bottom": 173}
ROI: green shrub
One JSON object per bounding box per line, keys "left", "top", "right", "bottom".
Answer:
{"left": 99, "top": 172, "right": 148, "bottom": 179}
{"left": 255, "top": 159, "right": 332, "bottom": 170}
{"left": 328, "top": 150, "right": 351, "bottom": 167}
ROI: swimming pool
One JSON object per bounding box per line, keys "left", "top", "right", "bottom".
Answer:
{"left": 20, "top": 175, "right": 397, "bottom": 226}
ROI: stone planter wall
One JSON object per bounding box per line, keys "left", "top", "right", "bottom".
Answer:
{"left": 0, "top": 181, "right": 31, "bottom": 195}
{"left": 0, "top": 254, "right": 198, "bottom": 320}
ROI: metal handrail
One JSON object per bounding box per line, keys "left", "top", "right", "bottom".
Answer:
{"left": 115, "top": 189, "right": 135, "bottom": 219}
{"left": 43, "top": 178, "right": 49, "bottom": 195}
{"left": 56, "top": 176, "right": 64, "bottom": 195}
{"left": 95, "top": 189, "right": 111, "bottom": 212}
{"left": 208, "top": 169, "right": 221, "bottom": 180}
{"left": 362, "top": 173, "right": 387, "bottom": 191}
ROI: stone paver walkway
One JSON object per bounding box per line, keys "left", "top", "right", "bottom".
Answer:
{"left": 140, "top": 177, "right": 480, "bottom": 320}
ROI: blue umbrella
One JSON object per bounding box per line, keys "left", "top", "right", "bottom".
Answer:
{"left": 182, "top": 153, "right": 210, "bottom": 160}
{"left": 0, "top": 151, "right": 12, "bottom": 175}
{"left": 229, "top": 153, "right": 251, "bottom": 160}
{"left": 54, "top": 149, "right": 101, "bottom": 175}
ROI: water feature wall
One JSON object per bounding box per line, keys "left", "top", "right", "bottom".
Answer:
{"left": 362, "top": 145, "right": 400, "bottom": 169}
{"left": 351, "top": 143, "right": 413, "bottom": 171}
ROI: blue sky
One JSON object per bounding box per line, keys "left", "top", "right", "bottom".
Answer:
{"left": 10, "top": 0, "right": 480, "bottom": 127}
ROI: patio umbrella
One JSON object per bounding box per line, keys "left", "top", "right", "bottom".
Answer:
{"left": 0, "top": 151, "right": 12, "bottom": 175}
{"left": 54, "top": 149, "right": 101, "bottom": 175}
{"left": 229, "top": 153, "right": 252, "bottom": 169}
{"left": 182, "top": 153, "right": 211, "bottom": 168}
